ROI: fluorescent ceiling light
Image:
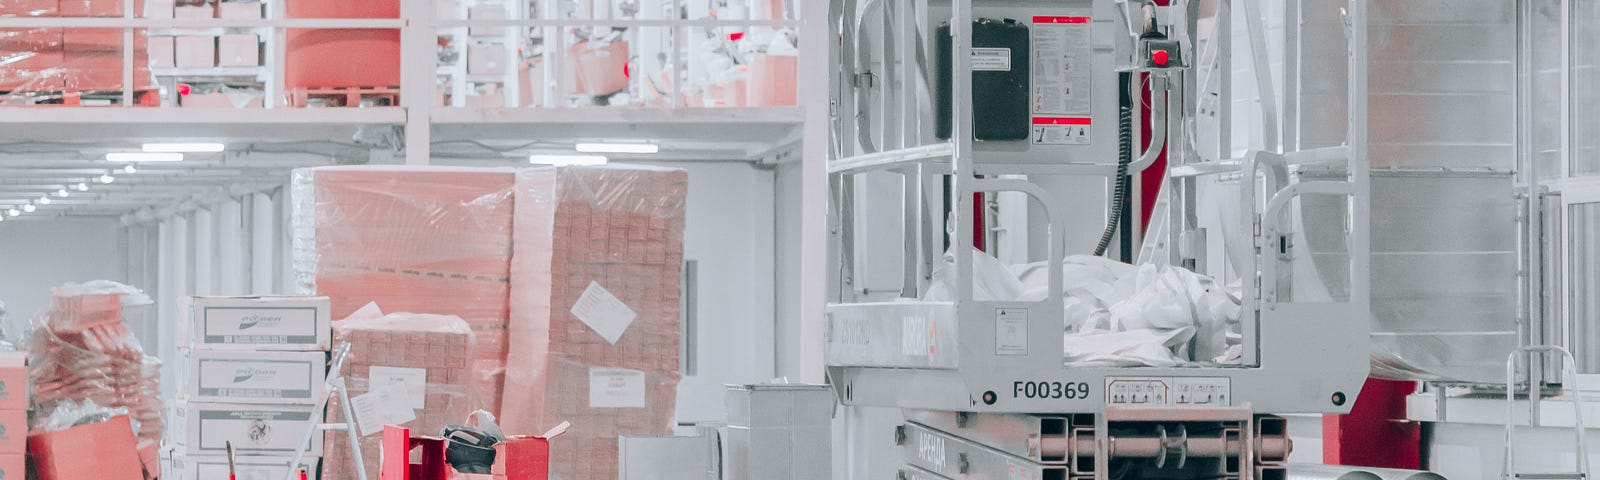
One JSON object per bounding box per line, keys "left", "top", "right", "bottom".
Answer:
{"left": 56, "top": 189, "right": 69, "bottom": 198}
{"left": 529, "top": 154, "right": 608, "bottom": 166}
{"left": 100, "top": 174, "right": 115, "bottom": 184}
{"left": 22, "top": 204, "right": 35, "bottom": 213}
{"left": 143, "top": 142, "right": 224, "bottom": 153}
{"left": 36, "top": 196, "right": 50, "bottom": 205}
{"left": 76, "top": 183, "right": 89, "bottom": 192}
{"left": 123, "top": 164, "right": 137, "bottom": 174}
{"left": 575, "top": 143, "right": 658, "bottom": 154}
{"left": 107, "top": 152, "right": 183, "bottom": 163}
{"left": 5, "top": 209, "right": 16, "bottom": 217}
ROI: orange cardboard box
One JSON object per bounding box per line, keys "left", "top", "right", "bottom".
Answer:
{"left": 0, "top": 454, "right": 22, "bottom": 480}
{"left": 0, "top": 352, "right": 27, "bottom": 411}
{"left": 28, "top": 415, "right": 143, "bottom": 480}
{"left": 0, "top": 410, "right": 25, "bottom": 454}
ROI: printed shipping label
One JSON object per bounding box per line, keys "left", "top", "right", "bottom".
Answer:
{"left": 368, "top": 366, "right": 427, "bottom": 409}
{"left": 350, "top": 383, "right": 414, "bottom": 437}
{"left": 571, "top": 281, "right": 638, "bottom": 345}
{"left": 589, "top": 367, "right": 646, "bottom": 408}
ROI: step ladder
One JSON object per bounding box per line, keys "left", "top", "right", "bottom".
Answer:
{"left": 283, "top": 342, "right": 368, "bottom": 480}
{"left": 1504, "top": 345, "right": 1590, "bottom": 480}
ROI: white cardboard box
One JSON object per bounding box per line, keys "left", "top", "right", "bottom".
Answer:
{"left": 217, "top": 34, "right": 259, "bottom": 67}
{"left": 150, "top": 36, "right": 176, "bottom": 68}
{"left": 175, "top": 35, "right": 216, "bottom": 68}
{"left": 216, "top": 1, "right": 262, "bottom": 19}
{"left": 172, "top": 4, "right": 213, "bottom": 19}
{"left": 189, "top": 349, "right": 326, "bottom": 404}
{"left": 183, "top": 296, "right": 331, "bottom": 350}
{"left": 170, "top": 454, "right": 318, "bottom": 480}
{"left": 184, "top": 402, "right": 323, "bottom": 456}
{"left": 468, "top": 4, "right": 507, "bottom": 36}
{"left": 467, "top": 43, "right": 507, "bottom": 75}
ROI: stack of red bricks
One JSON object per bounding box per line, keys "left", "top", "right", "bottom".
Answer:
{"left": 322, "top": 313, "right": 475, "bottom": 480}
{"left": 0, "top": 0, "right": 157, "bottom": 99}
{"left": 30, "top": 291, "right": 164, "bottom": 478}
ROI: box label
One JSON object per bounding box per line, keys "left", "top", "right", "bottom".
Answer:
{"left": 995, "top": 308, "right": 1029, "bottom": 356}
{"left": 196, "top": 358, "right": 316, "bottom": 400}
{"left": 369, "top": 366, "right": 427, "bottom": 409}
{"left": 203, "top": 306, "right": 321, "bottom": 345}
{"left": 971, "top": 47, "right": 1012, "bottom": 71}
{"left": 196, "top": 408, "right": 315, "bottom": 451}
{"left": 589, "top": 367, "right": 646, "bottom": 408}
{"left": 350, "top": 383, "right": 415, "bottom": 437}
{"left": 571, "top": 281, "right": 637, "bottom": 345}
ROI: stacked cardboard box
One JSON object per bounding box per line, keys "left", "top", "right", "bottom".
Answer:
{"left": 170, "top": 296, "right": 331, "bottom": 479}
{"left": 322, "top": 312, "right": 476, "bottom": 480}
{"left": 0, "top": 0, "right": 156, "bottom": 96}
{"left": 293, "top": 165, "right": 687, "bottom": 480}
{"left": 0, "top": 352, "right": 25, "bottom": 479}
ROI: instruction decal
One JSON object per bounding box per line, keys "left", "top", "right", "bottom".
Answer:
{"left": 995, "top": 308, "right": 1029, "bottom": 356}
{"left": 971, "top": 47, "right": 1013, "bottom": 71}
{"left": 1032, "top": 15, "right": 1094, "bottom": 145}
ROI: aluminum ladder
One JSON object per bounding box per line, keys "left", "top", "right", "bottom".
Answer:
{"left": 1503, "top": 345, "right": 1590, "bottom": 480}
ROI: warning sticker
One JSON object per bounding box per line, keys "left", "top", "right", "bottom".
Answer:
{"left": 1032, "top": 15, "right": 1094, "bottom": 118}
{"left": 1032, "top": 117, "right": 1092, "bottom": 145}
{"left": 995, "top": 308, "right": 1029, "bottom": 356}
{"left": 971, "top": 47, "right": 1012, "bottom": 71}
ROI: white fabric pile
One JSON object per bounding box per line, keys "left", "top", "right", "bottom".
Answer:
{"left": 926, "top": 250, "right": 1243, "bottom": 368}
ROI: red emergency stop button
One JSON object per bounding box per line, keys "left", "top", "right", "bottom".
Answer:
{"left": 1152, "top": 49, "right": 1170, "bottom": 66}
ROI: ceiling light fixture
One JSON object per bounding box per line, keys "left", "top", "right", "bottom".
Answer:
{"left": 37, "top": 196, "right": 50, "bottom": 205}
{"left": 142, "top": 142, "right": 224, "bottom": 153}
{"left": 76, "top": 183, "right": 89, "bottom": 192}
{"left": 56, "top": 188, "right": 69, "bottom": 198}
{"left": 574, "top": 142, "right": 659, "bottom": 154}
{"left": 6, "top": 209, "right": 18, "bottom": 217}
{"left": 22, "top": 204, "right": 35, "bottom": 213}
{"left": 123, "top": 164, "right": 137, "bottom": 174}
{"left": 106, "top": 152, "right": 183, "bottom": 163}
{"left": 100, "top": 174, "right": 115, "bottom": 184}
{"left": 529, "top": 154, "right": 609, "bottom": 166}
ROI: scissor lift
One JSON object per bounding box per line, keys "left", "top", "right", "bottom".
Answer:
{"left": 825, "top": 0, "right": 1373, "bottom": 478}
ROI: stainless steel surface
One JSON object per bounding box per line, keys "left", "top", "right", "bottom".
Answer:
{"left": 724, "top": 384, "right": 834, "bottom": 480}
{"left": 898, "top": 422, "right": 1065, "bottom": 479}
{"left": 1296, "top": 0, "right": 1524, "bottom": 384}
{"left": 1287, "top": 464, "right": 1446, "bottom": 480}
{"left": 617, "top": 435, "right": 720, "bottom": 480}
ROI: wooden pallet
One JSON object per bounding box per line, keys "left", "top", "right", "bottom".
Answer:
{"left": 289, "top": 85, "right": 401, "bottom": 107}
{"left": 0, "top": 89, "right": 160, "bottom": 106}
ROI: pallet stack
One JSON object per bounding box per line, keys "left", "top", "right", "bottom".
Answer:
{"left": 0, "top": 0, "right": 158, "bottom": 105}
{"left": 165, "top": 296, "right": 331, "bottom": 480}
{"left": 294, "top": 165, "right": 687, "bottom": 480}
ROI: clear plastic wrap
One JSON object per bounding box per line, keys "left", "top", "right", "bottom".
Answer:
{"left": 291, "top": 165, "right": 687, "bottom": 480}
{"left": 504, "top": 166, "right": 686, "bottom": 480}
{"left": 30, "top": 281, "right": 163, "bottom": 478}
{"left": 293, "top": 166, "right": 516, "bottom": 415}
{"left": 323, "top": 310, "right": 476, "bottom": 480}
{"left": 0, "top": 24, "right": 158, "bottom": 105}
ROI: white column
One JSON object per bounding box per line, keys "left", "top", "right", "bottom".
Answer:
{"left": 193, "top": 209, "right": 215, "bottom": 296}
{"left": 797, "top": 0, "right": 828, "bottom": 384}
{"left": 218, "top": 199, "right": 244, "bottom": 295}
{"left": 156, "top": 219, "right": 175, "bottom": 401}
{"left": 400, "top": 0, "right": 434, "bottom": 165}
{"left": 251, "top": 192, "right": 276, "bottom": 294}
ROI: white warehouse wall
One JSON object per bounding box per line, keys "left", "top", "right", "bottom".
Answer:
{"left": 0, "top": 218, "right": 127, "bottom": 336}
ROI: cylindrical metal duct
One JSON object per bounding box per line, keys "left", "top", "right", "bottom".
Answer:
{"left": 1288, "top": 464, "right": 1447, "bottom": 480}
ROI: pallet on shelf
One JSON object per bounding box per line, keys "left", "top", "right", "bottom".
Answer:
{"left": 0, "top": 89, "right": 160, "bottom": 106}
{"left": 287, "top": 85, "right": 399, "bottom": 107}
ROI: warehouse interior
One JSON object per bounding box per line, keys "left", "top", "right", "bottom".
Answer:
{"left": 0, "top": 0, "right": 1597, "bottom": 479}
